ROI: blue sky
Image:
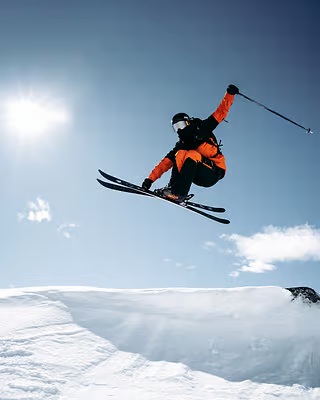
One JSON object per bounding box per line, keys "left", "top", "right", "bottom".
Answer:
{"left": 0, "top": 0, "right": 319, "bottom": 291}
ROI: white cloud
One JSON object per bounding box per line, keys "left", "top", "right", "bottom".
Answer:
{"left": 18, "top": 198, "right": 52, "bottom": 223}
{"left": 57, "top": 223, "right": 79, "bottom": 239}
{"left": 223, "top": 224, "right": 320, "bottom": 276}
{"left": 203, "top": 241, "right": 216, "bottom": 250}
{"left": 163, "top": 258, "right": 197, "bottom": 271}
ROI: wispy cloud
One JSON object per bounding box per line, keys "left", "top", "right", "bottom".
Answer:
{"left": 163, "top": 258, "right": 197, "bottom": 271}
{"left": 222, "top": 224, "right": 320, "bottom": 276}
{"left": 57, "top": 223, "right": 79, "bottom": 239}
{"left": 203, "top": 241, "right": 216, "bottom": 250}
{"left": 18, "top": 197, "right": 52, "bottom": 223}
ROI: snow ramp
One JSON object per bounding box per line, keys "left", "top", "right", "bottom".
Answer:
{"left": 1, "top": 285, "right": 320, "bottom": 399}
{"left": 20, "top": 285, "right": 320, "bottom": 388}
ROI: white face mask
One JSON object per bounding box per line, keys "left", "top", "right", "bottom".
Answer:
{"left": 172, "top": 120, "right": 188, "bottom": 133}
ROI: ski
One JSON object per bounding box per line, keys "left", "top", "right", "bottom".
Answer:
{"left": 97, "top": 178, "right": 230, "bottom": 224}
{"left": 97, "top": 170, "right": 230, "bottom": 224}
{"left": 97, "top": 179, "right": 151, "bottom": 196}
{"left": 98, "top": 169, "right": 226, "bottom": 213}
{"left": 96, "top": 178, "right": 226, "bottom": 213}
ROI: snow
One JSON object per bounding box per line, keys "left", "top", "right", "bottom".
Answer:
{"left": 0, "top": 286, "right": 319, "bottom": 399}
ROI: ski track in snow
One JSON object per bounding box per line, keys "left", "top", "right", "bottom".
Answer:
{"left": 0, "top": 286, "right": 319, "bottom": 400}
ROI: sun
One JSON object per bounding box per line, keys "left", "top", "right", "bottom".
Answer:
{"left": 4, "top": 95, "right": 69, "bottom": 137}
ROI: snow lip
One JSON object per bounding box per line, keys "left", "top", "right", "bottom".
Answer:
{"left": 0, "top": 284, "right": 319, "bottom": 399}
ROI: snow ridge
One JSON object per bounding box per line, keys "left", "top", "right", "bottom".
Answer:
{"left": 0, "top": 286, "right": 319, "bottom": 400}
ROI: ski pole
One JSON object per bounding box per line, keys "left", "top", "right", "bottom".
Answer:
{"left": 238, "top": 92, "right": 314, "bottom": 134}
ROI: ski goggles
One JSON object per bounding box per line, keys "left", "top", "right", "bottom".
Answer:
{"left": 172, "top": 120, "right": 189, "bottom": 133}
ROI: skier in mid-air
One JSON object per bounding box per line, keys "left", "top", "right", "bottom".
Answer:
{"left": 141, "top": 84, "right": 239, "bottom": 203}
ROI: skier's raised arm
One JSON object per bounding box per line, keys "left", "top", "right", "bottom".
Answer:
{"left": 200, "top": 84, "right": 239, "bottom": 133}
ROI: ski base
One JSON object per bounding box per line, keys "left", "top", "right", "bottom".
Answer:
{"left": 97, "top": 170, "right": 230, "bottom": 224}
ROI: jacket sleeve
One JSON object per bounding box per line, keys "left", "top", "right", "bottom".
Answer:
{"left": 148, "top": 143, "right": 181, "bottom": 182}
{"left": 148, "top": 157, "right": 173, "bottom": 182}
{"left": 212, "top": 92, "right": 234, "bottom": 123}
{"left": 201, "top": 92, "right": 235, "bottom": 132}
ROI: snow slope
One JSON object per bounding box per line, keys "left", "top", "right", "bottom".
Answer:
{"left": 0, "top": 286, "right": 319, "bottom": 400}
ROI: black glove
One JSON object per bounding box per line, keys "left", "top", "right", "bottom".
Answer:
{"left": 227, "top": 84, "right": 239, "bottom": 95}
{"left": 142, "top": 178, "right": 153, "bottom": 190}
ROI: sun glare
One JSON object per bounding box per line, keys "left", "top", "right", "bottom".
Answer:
{"left": 4, "top": 96, "right": 69, "bottom": 136}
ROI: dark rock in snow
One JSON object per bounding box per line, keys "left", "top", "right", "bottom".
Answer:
{"left": 286, "top": 287, "right": 320, "bottom": 304}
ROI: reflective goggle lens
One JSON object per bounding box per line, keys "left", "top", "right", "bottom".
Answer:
{"left": 172, "top": 120, "right": 188, "bottom": 132}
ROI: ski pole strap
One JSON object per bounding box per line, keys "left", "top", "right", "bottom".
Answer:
{"left": 239, "top": 92, "right": 314, "bottom": 134}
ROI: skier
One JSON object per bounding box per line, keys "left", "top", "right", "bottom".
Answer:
{"left": 141, "top": 84, "right": 239, "bottom": 203}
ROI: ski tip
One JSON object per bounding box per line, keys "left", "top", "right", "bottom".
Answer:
{"left": 216, "top": 218, "right": 230, "bottom": 224}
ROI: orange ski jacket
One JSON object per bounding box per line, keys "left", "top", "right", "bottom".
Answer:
{"left": 148, "top": 92, "right": 235, "bottom": 183}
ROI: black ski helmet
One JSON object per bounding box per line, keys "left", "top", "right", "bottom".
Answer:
{"left": 171, "top": 112, "right": 190, "bottom": 132}
{"left": 171, "top": 112, "right": 190, "bottom": 125}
